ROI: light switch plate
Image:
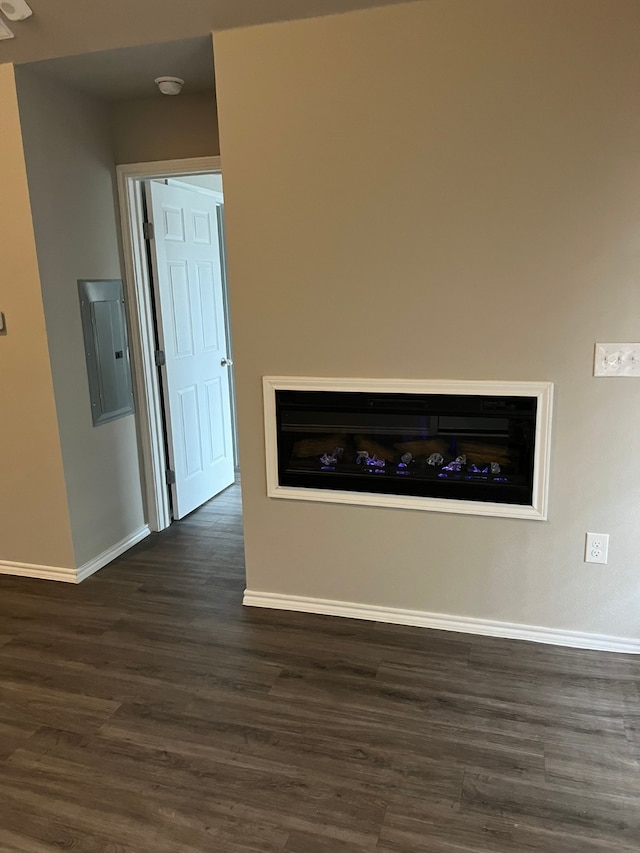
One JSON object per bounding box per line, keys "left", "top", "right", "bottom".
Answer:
{"left": 594, "top": 343, "right": 640, "bottom": 377}
{"left": 0, "top": 17, "right": 14, "bottom": 38}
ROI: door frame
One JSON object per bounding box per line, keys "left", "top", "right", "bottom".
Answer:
{"left": 116, "top": 156, "right": 222, "bottom": 532}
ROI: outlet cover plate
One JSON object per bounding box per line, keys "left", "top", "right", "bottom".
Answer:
{"left": 594, "top": 343, "right": 640, "bottom": 377}
{"left": 585, "top": 532, "right": 609, "bottom": 564}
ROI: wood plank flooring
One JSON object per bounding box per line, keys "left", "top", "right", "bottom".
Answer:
{"left": 0, "top": 482, "right": 639, "bottom": 851}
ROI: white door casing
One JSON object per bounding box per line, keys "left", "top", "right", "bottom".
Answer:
{"left": 146, "top": 180, "right": 235, "bottom": 519}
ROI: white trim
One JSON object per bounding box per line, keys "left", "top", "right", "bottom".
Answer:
{"left": 243, "top": 590, "right": 640, "bottom": 655}
{"left": 76, "top": 525, "right": 151, "bottom": 583}
{"left": 117, "top": 156, "right": 222, "bottom": 181}
{"left": 116, "top": 156, "right": 222, "bottom": 532}
{"left": 0, "top": 561, "right": 76, "bottom": 583}
{"left": 263, "top": 376, "right": 553, "bottom": 520}
{"left": 0, "top": 526, "right": 151, "bottom": 584}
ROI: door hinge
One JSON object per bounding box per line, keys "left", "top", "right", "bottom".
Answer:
{"left": 155, "top": 349, "right": 166, "bottom": 367}
{"left": 165, "top": 468, "right": 176, "bottom": 485}
{"left": 143, "top": 221, "right": 154, "bottom": 240}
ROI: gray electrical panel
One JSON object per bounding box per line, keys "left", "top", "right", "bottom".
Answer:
{"left": 78, "top": 279, "right": 135, "bottom": 426}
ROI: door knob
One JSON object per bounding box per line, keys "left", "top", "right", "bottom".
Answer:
{"left": 220, "top": 357, "right": 233, "bottom": 367}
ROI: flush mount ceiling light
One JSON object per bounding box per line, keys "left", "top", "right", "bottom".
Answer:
{"left": 0, "top": 0, "right": 32, "bottom": 21}
{"left": 0, "top": 16, "right": 13, "bottom": 38}
{"left": 154, "top": 76, "right": 184, "bottom": 96}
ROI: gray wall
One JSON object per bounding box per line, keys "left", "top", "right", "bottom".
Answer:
{"left": 214, "top": 0, "right": 640, "bottom": 640}
{"left": 16, "top": 67, "right": 146, "bottom": 568}
{"left": 111, "top": 91, "right": 220, "bottom": 164}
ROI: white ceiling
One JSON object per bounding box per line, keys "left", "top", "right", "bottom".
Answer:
{"left": 24, "top": 37, "right": 215, "bottom": 101}
{"left": 0, "top": 0, "right": 423, "bottom": 66}
{"left": 178, "top": 174, "right": 224, "bottom": 194}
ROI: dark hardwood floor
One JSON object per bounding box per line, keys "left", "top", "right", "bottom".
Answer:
{"left": 0, "top": 482, "right": 639, "bottom": 852}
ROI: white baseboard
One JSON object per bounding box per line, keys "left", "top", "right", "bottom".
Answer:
{"left": 0, "top": 560, "right": 77, "bottom": 583}
{"left": 243, "top": 590, "right": 640, "bottom": 655}
{"left": 0, "top": 525, "right": 151, "bottom": 584}
{"left": 76, "top": 525, "right": 151, "bottom": 583}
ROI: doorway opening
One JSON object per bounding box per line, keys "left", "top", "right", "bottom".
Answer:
{"left": 117, "top": 156, "right": 238, "bottom": 532}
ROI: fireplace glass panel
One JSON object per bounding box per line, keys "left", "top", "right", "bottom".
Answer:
{"left": 275, "top": 390, "right": 537, "bottom": 505}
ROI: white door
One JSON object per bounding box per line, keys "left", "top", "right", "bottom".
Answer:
{"left": 146, "top": 180, "right": 235, "bottom": 519}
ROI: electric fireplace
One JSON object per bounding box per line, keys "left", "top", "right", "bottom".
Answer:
{"left": 263, "top": 378, "right": 553, "bottom": 520}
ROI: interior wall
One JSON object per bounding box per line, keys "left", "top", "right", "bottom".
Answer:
{"left": 0, "top": 64, "right": 75, "bottom": 570}
{"left": 15, "top": 66, "right": 146, "bottom": 568}
{"left": 214, "top": 0, "right": 640, "bottom": 639}
{"left": 111, "top": 91, "right": 219, "bottom": 164}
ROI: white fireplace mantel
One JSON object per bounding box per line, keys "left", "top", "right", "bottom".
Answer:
{"left": 263, "top": 376, "right": 554, "bottom": 521}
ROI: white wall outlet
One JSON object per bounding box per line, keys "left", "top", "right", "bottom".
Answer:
{"left": 585, "top": 532, "right": 609, "bottom": 564}
{"left": 594, "top": 343, "right": 640, "bottom": 377}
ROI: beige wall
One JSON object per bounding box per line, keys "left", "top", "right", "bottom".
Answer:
{"left": 15, "top": 67, "right": 146, "bottom": 568}
{"left": 214, "top": 0, "right": 640, "bottom": 639}
{"left": 0, "top": 64, "right": 75, "bottom": 570}
{"left": 111, "top": 91, "right": 219, "bottom": 164}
